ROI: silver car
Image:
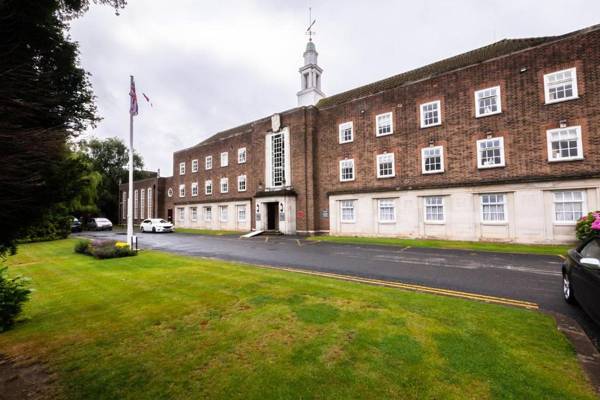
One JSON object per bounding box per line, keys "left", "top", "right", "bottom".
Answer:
{"left": 89, "top": 217, "right": 113, "bottom": 231}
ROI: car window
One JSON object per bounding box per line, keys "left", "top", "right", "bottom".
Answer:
{"left": 143, "top": 220, "right": 150, "bottom": 223}
{"left": 580, "top": 239, "right": 600, "bottom": 259}
{"left": 159, "top": 220, "right": 167, "bottom": 223}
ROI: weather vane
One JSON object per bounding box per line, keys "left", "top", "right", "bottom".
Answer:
{"left": 306, "top": 7, "right": 316, "bottom": 41}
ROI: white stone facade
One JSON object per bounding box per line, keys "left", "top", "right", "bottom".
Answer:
{"left": 174, "top": 200, "right": 252, "bottom": 232}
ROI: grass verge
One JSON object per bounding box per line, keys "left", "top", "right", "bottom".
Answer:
{"left": 0, "top": 240, "right": 594, "bottom": 399}
{"left": 307, "top": 235, "right": 571, "bottom": 256}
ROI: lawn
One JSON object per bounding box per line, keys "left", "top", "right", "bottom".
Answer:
{"left": 174, "top": 227, "right": 242, "bottom": 236}
{"left": 0, "top": 240, "right": 595, "bottom": 399}
{"left": 308, "top": 235, "right": 572, "bottom": 256}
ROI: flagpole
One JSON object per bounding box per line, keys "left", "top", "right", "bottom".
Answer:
{"left": 127, "top": 75, "right": 135, "bottom": 248}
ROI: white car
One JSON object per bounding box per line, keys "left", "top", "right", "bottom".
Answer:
{"left": 140, "top": 219, "right": 174, "bottom": 233}
{"left": 88, "top": 217, "right": 113, "bottom": 231}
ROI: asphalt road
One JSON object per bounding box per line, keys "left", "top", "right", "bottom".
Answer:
{"left": 81, "top": 230, "right": 600, "bottom": 348}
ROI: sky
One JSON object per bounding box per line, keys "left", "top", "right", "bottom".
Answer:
{"left": 69, "top": 0, "right": 600, "bottom": 175}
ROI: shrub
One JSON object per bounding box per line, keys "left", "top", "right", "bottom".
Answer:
{"left": 74, "top": 239, "right": 136, "bottom": 259}
{"left": 575, "top": 211, "right": 600, "bottom": 241}
{"left": 17, "top": 213, "right": 71, "bottom": 244}
{"left": 0, "top": 267, "right": 31, "bottom": 332}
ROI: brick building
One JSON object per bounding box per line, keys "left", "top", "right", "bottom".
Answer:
{"left": 120, "top": 24, "right": 600, "bottom": 243}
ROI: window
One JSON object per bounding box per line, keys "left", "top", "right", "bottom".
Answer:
{"left": 376, "top": 112, "right": 393, "bottom": 136}
{"left": 179, "top": 162, "right": 185, "bottom": 175}
{"left": 177, "top": 207, "right": 185, "bottom": 222}
{"left": 237, "top": 205, "right": 247, "bottom": 222}
{"left": 481, "top": 194, "right": 506, "bottom": 223}
{"left": 547, "top": 126, "right": 583, "bottom": 162}
{"left": 134, "top": 190, "right": 138, "bottom": 219}
{"left": 191, "top": 182, "right": 198, "bottom": 196}
{"left": 238, "top": 175, "right": 247, "bottom": 192}
{"left": 191, "top": 159, "right": 198, "bottom": 172}
{"left": 339, "top": 122, "right": 353, "bottom": 143}
{"left": 238, "top": 148, "right": 247, "bottom": 164}
{"left": 420, "top": 100, "right": 441, "bottom": 128}
{"left": 339, "top": 159, "right": 355, "bottom": 182}
{"left": 167, "top": 188, "right": 173, "bottom": 197}
{"left": 378, "top": 199, "right": 395, "bottom": 223}
{"left": 220, "top": 177, "right": 228, "bottom": 193}
{"left": 205, "top": 180, "right": 213, "bottom": 195}
{"left": 219, "top": 205, "right": 228, "bottom": 222}
{"left": 271, "top": 132, "right": 285, "bottom": 187}
{"left": 424, "top": 196, "right": 444, "bottom": 222}
{"left": 553, "top": 191, "right": 585, "bottom": 223}
{"left": 190, "top": 207, "right": 198, "bottom": 222}
{"left": 544, "top": 68, "right": 578, "bottom": 104}
{"left": 205, "top": 155, "right": 213, "bottom": 170}
{"left": 340, "top": 200, "right": 356, "bottom": 223}
{"left": 376, "top": 153, "right": 395, "bottom": 178}
{"left": 204, "top": 206, "right": 212, "bottom": 221}
{"left": 140, "top": 189, "right": 145, "bottom": 219}
{"left": 421, "top": 146, "right": 444, "bottom": 174}
{"left": 220, "top": 152, "right": 228, "bottom": 167}
{"left": 580, "top": 238, "right": 600, "bottom": 259}
{"left": 477, "top": 137, "right": 505, "bottom": 168}
{"left": 475, "top": 86, "right": 501, "bottom": 117}
{"left": 122, "top": 191, "right": 126, "bottom": 220}
{"left": 147, "top": 188, "right": 152, "bottom": 218}
{"left": 179, "top": 184, "right": 185, "bottom": 197}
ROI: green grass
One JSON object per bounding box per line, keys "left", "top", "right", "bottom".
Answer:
{"left": 308, "top": 235, "right": 572, "bottom": 256}
{"left": 0, "top": 240, "right": 594, "bottom": 400}
{"left": 174, "top": 227, "right": 243, "bottom": 236}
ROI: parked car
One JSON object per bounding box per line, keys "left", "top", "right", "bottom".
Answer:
{"left": 88, "top": 217, "right": 113, "bottom": 231}
{"left": 562, "top": 236, "right": 600, "bottom": 325}
{"left": 140, "top": 218, "right": 174, "bottom": 233}
{"left": 71, "top": 217, "right": 82, "bottom": 233}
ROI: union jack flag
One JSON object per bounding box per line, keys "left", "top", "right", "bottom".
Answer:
{"left": 129, "top": 76, "right": 138, "bottom": 116}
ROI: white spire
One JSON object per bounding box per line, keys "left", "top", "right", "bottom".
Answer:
{"left": 297, "top": 10, "right": 324, "bottom": 106}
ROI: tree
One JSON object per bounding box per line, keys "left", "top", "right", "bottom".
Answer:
{"left": 0, "top": 0, "right": 125, "bottom": 256}
{"left": 78, "top": 137, "right": 147, "bottom": 223}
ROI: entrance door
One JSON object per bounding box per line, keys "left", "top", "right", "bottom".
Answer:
{"left": 266, "top": 202, "right": 279, "bottom": 231}
{"left": 167, "top": 208, "right": 173, "bottom": 222}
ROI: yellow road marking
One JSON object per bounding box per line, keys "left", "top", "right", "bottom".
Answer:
{"left": 256, "top": 265, "right": 539, "bottom": 310}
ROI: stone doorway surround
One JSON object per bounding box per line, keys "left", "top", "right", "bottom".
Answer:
{"left": 254, "top": 194, "right": 296, "bottom": 235}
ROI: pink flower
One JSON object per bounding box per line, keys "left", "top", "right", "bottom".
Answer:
{"left": 592, "top": 217, "right": 600, "bottom": 231}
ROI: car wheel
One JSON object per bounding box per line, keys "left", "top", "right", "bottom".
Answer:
{"left": 152, "top": 227, "right": 156, "bottom": 233}
{"left": 140, "top": 226, "right": 144, "bottom": 233}
{"left": 563, "top": 272, "right": 576, "bottom": 304}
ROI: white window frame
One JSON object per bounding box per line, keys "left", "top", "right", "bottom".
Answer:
{"left": 220, "top": 152, "right": 228, "bottom": 167}
{"left": 219, "top": 205, "right": 228, "bottom": 222}
{"left": 190, "top": 207, "right": 198, "bottom": 222}
{"left": 378, "top": 199, "right": 396, "bottom": 223}
{"left": 424, "top": 196, "right": 445, "bottom": 224}
{"left": 421, "top": 146, "right": 444, "bottom": 174}
{"left": 179, "top": 184, "right": 185, "bottom": 198}
{"left": 339, "top": 159, "right": 355, "bottom": 182}
{"left": 191, "top": 159, "right": 198, "bottom": 173}
{"left": 546, "top": 126, "right": 583, "bottom": 162}
{"left": 147, "top": 188, "right": 152, "bottom": 218}
{"left": 265, "top": 128, "right": 291, "bottom": 190}
{"left": 475, "top": 86, "right": 502, "bottom": 118}
{"left": 140, "top": 189, "right": 145, "bottom": 219}
{"left": 340, "top": 200, "right": 356, "bottom": 223}
{"left": 134, "top": 189, "right": 138, "bottom": 219}
{"left": 205, "top": 180, "right": 212, "bottom": 195}
{"left": 191, "top": 182, "right": 198, "bottom": 197}
{"left": 338, "top": 121, "right": 353, "bottom": 144}
{"left": 122, "top": 191, "right": 127, "bottom": 220}
{"left": 238, "top": 147, "right": 247, "bottom": 164}
{"left": 205, "top": 155, "right": 213, "bottom": 170}
{"left": 179, "top": 162, "right": 185, "bottom": 175}
{"left": 204, "top": 206, "right": 212, "bottom": 222}
{"left": 476, "top": 137, "right": 505, "bottom": 169}
{"left": 167, "top": 188, "right": 173, "bottom": 197}
{"left": 375, "top": 112, "right": 393, "bottom": 136}
{"left": 553, "top": 190, "right": 586, "bottom": 225}
{"left": 420, "top": 100, "right": 441, "bottom": 128}
{"left": 376, "top": 153, "right": 395, "bottom": 178}
{"left": 238, "top": 175, "right": 247, "bottom": 192}
{"left": 177, "top": 207, "right": 185, "bottom": 222}
{"left": 237, "top": 205, "right": 247, "bottom": 222}
{"left": 480, "top": 193, "right": 507, "bottom": 224}
{"left": 220, "top": 177, "right": 229, "bottom": 193}
{"left": 544, "top": 67, "right": 578, "bottom": 104}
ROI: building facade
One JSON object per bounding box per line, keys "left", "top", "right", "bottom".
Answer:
{"left": 120, "top": 24, "right": 600, "bottom": 244}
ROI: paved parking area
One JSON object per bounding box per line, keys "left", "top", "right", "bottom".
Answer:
{"left": 80, "top": 230, "right": 600, "bottom": 348}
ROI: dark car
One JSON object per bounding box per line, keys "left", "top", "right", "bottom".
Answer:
{"left": 71, "top": 217, "right": 82, "bottom": 233}
{"left": 562, "top": 236, "right": 600, "bottom": 325}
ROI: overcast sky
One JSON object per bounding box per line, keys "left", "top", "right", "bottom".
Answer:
{"left": 70, "top": 0, "right": 600, "bottom": 175}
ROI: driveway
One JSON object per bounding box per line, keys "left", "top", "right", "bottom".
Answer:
{"left": 80, "top": 230, "right": 600, "bottom": 348}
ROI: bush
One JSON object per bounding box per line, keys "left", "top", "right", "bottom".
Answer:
{"left": 17, "top": 213, "right": 71, "bottom": 244}
{"left": 0, "top": 267, "right": 31, "bottom": 332}
{"left": 575, "top": 211, "right": 600, "bottom": 241}
{"left": 74, "top": 239, "right": 136, "bottom": 259}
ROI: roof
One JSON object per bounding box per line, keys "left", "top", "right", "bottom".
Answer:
{"left": 316, "top": 24, "right": 600, "bottom": 108}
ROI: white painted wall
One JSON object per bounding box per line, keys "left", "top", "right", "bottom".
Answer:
{"left": 329, "top": 179, "right": 600, "bottom": 244}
